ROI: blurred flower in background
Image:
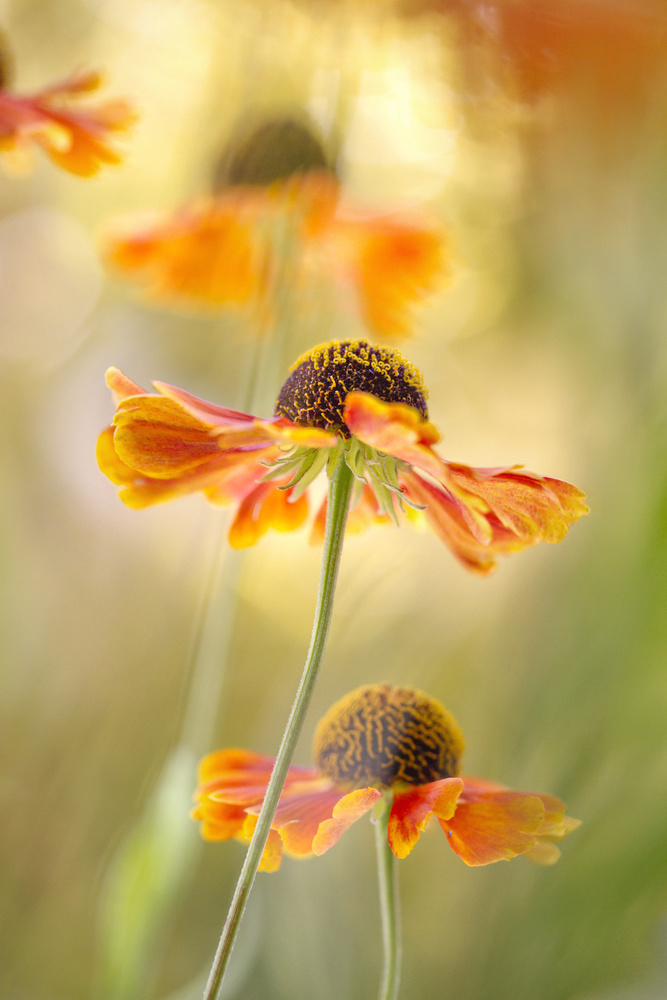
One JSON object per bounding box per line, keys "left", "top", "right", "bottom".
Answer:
{"left": 195, "top": 683, "right": 579, "bottom": 870}
{"left": 106, "top": 115, "right": 446, "bottom": 337}
{"left": 0, "top": 29, "right": 135, "bottom": 176}
{"left": 402, "top": 0, "right": 667, "bottom": 116}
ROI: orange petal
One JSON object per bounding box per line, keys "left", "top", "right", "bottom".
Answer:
{"left": 105, "top": 366, "right": 145, "bottom": 404}
{"left": 401, "top": 464, "right": 588, "bottom": 575}
{"left": 228, "top": 481, "right": 308, "bottom": 548}
{"left": 199, "top": 748, "right": 277, "bottom": 784}
{"left": 194, "top": 797, "right": 249, "bottom": 842}
{"left": 388, "top": 778, "right": 464, "bottom": 859}
{"left": 113, "top": 411, "right": 222, "bottom": 479}
{"left": 344, "top": 392, "right": 442, "bottom": 473}
{"left": 311, "top": 787, "right": 382, "bottom": 856}
{"left": 448, "top": 463, "right": 589, "bottom": 546}
{"left": 271, "top": 786, "right": 347, "bottom": 857}
{"left": 400, "top": 471, "right": 505, "bottom": 575}
{"left": 96, "top": 426, "right": 140, "bottom": 487}
{"left": 0, "top": 72, "right": 136, "bottom": 177}
{"left": 326, "top": 214, "right": 446, "bottom": 338}
{"left": 106, "top": 197, "right": 263, "bottom": 306}
{"left": 240, "top": 815, "right": 284, "bottom": 873}
{"left": 441, "top": 783, "right": 546, "bottom": 866}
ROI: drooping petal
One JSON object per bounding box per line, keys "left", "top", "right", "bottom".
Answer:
{"left": 400, "top": 470, "right": 512, "bottom": 575}
{"left": 323, "top": 210, "right": 446, "bottom": 338}
{"left": 311, "top": 787, "right": 382, "bottom": 856}
{"left": 228, "top": 481, "right": 309, "bottom": 548}
{"left": 192, "top": 796, "right": 249, "bottom": 843}
{"left": 344, "top": 392, "right": 442, "bottom": 476}
{"left": 106, "top": 198, "right": 262, "bottom": 307}
{"left": 270, "top": 785, "right": 347, "bottom": 857}
{"left": 447, "top": 463, "right": 589, "bottom": 545}
{"left": 194, "top": 748, "right": 326, "bottom": 861}
{"left": 401, "top": 461, "right": 588, "bottom": 574}
{"left": 388, "top": 778, "right": 464, "bottom": 859}
{"left": 99, "top": 369, "right": 334, "bottom": 524}
{"left": 440, "top": 778, "right": 548, "bottom": 866}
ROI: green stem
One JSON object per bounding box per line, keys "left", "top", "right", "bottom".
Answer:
{"left": 375, "top": 804, "right": 401, "bottom": 1000}
{"left": 202, "top": 455, "right": 354, "bottom": 1000}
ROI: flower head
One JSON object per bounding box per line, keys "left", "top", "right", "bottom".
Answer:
{"left": 106, "top": 171, "right": 445, "bottom": 338}
{"left": 193, "top": 683, "right": 580, "bottom": 871}
{"left": 406, "top": 0, "right": 667, "bottom": 116}
{"left": 97, "top": 339, "right": 588, "bottom": 573}
{"left": 0, "top": 68, "right": 136, "bottom": 176}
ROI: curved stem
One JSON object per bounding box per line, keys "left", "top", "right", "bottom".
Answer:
{"left": 375, "top": 805, "right": 401, "bottom": 1000}
{"left": 202, "top": 455, "right": 354, "bottom": 1000}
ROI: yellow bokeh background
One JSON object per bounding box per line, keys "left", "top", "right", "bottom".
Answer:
{"left": 2, "top": 2, "right": 667, "bottom": 998}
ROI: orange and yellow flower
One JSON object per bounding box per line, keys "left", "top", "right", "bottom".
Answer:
{"left": 0, "top": 69, "right": 135, "bottom": 176}
{"left": 193, "top": 684, "right": 579, "bottom": 872}
{"left": 406, "top": 0, "right": 667, "bottom": 113}
{"left": 105, "top": 172, "right": 445, "bottom": 338}
{"left": 97, "top": 339, "right": 588, "bottom": 574}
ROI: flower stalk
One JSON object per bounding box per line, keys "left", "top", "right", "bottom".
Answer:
{"left": 202, "top": 454, "right": 354, "bottom": 1000}
{"left": 375, "top": 802, "right": 402, "bottom": 1000}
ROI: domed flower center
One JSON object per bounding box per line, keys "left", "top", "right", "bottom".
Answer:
{"left": 275, "top": 340, "right": 428, "bottom": 435}
{"left": 313, "top": 684, "right": 464, "bottom": 789}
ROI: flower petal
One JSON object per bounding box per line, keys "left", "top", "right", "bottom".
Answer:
{"left": 311, "top": 787, "right": 382, "bottom": 856}
{"left": 192, "top": 748, "right": 328, "bottom": 871}
{"left": 240, "top": 815, "right": 284, "bottom": 873}
{"left": 326, "top": 214, "right": 446, "bottom": 337}
{"left": 401, "top": 463, "right": 587, "bottom": 575}
{"left": 271, "top": 786, "right": 347, "bottom": 857}
{"left": 0, "top": 71, "right": 135, "bottom": 176}
{"left": 388, "top": 778, "right": 464, "bottom": 859}
{"left": 105, "top": 366, "right": 145, "bottom": 404}
{"left": 99, "top": 369, "right": 330, "bottom": 521}
{"left": 193, "top": 796, "right": 249, "bottom": 842}
{"left": 106, "top": 198, "right": 261, "bottom": 306}
{"left": 448, "top": 463, "right": 589, "bottom": 545}
{"left": 228, "top": 481, "right": 309, "bottom": 548}
{"left": 344, "top": 392, "right": 442, "bottom": 474}
{"left": 441, "top": 778, "right": 548, "bottom": 866}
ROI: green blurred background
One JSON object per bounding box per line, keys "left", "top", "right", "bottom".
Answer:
{"left": 2, "top": 1, "right": 667, "bottom": 998}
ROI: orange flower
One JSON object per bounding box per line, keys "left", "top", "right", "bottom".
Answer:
{"left": 0, "top": 69, "right": 135, "bottom": 176}
{"left": 97, "top": 339, "right": 588, "bottom": 573}
{"left": 193, "top": 684, "right": 580, "bottom": 871}
{"left": 406, "top": 0, "right": 667, "bottom": 111}
{"left": 105, "top": 172, "right": 445, "bottom": 338}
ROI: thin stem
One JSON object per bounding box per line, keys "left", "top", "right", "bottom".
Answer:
{"left": 375, "top": 805, "right": 401, "bottom": 1000}
{"left": 202, "top": 455, "right": 354, "bottom": 1000}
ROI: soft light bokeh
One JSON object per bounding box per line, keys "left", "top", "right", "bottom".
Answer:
{"left": 3, "top": 2, "right": 667, "bottom": 999}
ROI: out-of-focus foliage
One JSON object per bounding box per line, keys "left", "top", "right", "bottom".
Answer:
{"left": 2, "top": 1, "right": 667, "bottom": 999}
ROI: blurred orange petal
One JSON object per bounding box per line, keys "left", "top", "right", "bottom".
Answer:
{"left": 271, "top": 786, "right": 346, "bottom": 856}
{"left": 333, "top": 217, "right": 447, "bottom": 337}
{"left": 311, "top": 787, "right": 382, "bottom": 856}
{"left": 0, "top": 70, "right": 135, "bottom": 176}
